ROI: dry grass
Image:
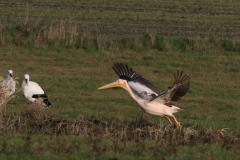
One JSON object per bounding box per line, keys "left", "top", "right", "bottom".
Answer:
{"left": 0, "top": 104, "right": 239, "bottom": 159}
{"left": 0, "top": 77, "right": 5, "bottom": 101}
{"left": 0, "top": 103, "right": 239, "bottom": 159}
{"left": 0, "top": 103, "right": 238, "bottom": 145}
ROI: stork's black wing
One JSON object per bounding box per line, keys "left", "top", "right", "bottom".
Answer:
{"left": 32, "top": 94, "right": 51, "bottom": 107}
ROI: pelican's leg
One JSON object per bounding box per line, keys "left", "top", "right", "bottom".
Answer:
{"left": 164, "top": 116, "right": 173, "bottom": 125}
{"left": 171, "top": 115, "right": 181, "bottom": 129}
{"left": 165, "top": 116, "right": 179, "bottom": 129}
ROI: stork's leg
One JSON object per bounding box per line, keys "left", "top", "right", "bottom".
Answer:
{"left": 171, "top": 115, "right": 181, "bottom": 129}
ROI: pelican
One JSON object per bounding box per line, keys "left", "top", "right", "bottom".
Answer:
{"left": 0, "top": 70, "right": 16, "bottom": 112}
{"left": 22, "top": 74, "right": 51, "bottom": 107}
{"left": 98, "top": 63, "right": 191, "bottom": 128}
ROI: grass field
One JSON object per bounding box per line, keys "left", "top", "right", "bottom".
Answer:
{"left": 1, "top": 42, "right": 240, "bottom": 159}
{"left": 1, "top": 0, "right": 240, "bottom": 159}
{"left": 1, "top": 0, "right": 240, "bottom": 38}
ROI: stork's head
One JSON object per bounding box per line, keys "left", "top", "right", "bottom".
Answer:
{"left": 7, "top": 70, "right": 13, "bottom": 77}
{"left": 98, "top": 79, "right": 128, "bottom": 90}
{"left": 24, "top": 74, "right": 30, "bottom": 84}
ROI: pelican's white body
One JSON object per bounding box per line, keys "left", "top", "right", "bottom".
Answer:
{"left": 98, "top": 79, "right": 182, "bottom": 117}
{"left": 22, "top": 74, "right": 45, "bottom": 103}
{"left": 132, "top": 95, "right": 182, "bottom": 117}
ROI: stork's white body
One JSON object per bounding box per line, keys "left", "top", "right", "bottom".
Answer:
{"left": 0, "top": 70, "right": 16, "bottom": 112}
{"left": 1, "top": 77, "right": 15, "bottom": 97}
{"left": 0, "top": 70, "right": 15, "bottom": 100}
{"left": 22, "top": 74, "right": 51, "bottom": 107}
{"left": 22, "top": 74, "right": 45, "bottom": 103}
{"left": 22, "top": 81, "right": 44, "bottom": 103}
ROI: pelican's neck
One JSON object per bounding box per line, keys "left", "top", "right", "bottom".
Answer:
{"left": 124, "top": 83, "right": 140, "bottom": 101}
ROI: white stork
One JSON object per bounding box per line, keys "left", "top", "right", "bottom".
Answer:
{"left": 98, "top": 63, "right": 191, "bottom": 129}
{"left": 0, "top": 70, "right": 16, "bottom": 112}
{"left": 22, "top": 74, "right": 51, "bottom": 107}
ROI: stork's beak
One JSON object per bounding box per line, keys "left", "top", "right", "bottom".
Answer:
{"left": 25, "top": 79, "right": 28, "bottom": 84}
{"left": 10, "top": 73, "right": 12, "bottom": 77}
{"left": 98, "top": 80, "right": 124, "bottom": 90}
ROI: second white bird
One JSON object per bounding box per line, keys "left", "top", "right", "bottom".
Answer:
{"left": 22, "top": 74, "right": 51, "bottom": 107}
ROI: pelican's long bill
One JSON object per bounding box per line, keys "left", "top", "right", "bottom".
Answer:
{"left": 98, "top": 80, "right": 124, "bottom": 90}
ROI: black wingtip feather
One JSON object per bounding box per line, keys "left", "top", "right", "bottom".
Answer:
{"left": 112, "top": 63, "right": 141, "bottom": 81}
{"left": 112, "top": 66, "right": 120, "bottom": 76}
{"left": 153, "top": 70, "right": 191, "bottom": 102}
{"left": 174, "top": 70, "right": 191, "bottom": 84}
{"left": 171, "top": 70, "right": 191, "bottom": 101}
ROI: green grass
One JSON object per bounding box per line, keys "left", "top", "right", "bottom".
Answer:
{"left": 0, "top": 131, "right": 240, "bottom": 159}
{"left": 1, "top": 39, "right": 240, "bottom": 158}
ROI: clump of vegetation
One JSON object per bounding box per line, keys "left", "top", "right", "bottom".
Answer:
{"left": 0, "top": 104, "right": 239, "bottom": 141}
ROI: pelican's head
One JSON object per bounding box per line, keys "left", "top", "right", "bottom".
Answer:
{"left": 23, "top": 74, "right": 30, "bottom": 84}
{"left": 7, "top": 70, "right": 13, "bottom": 77}
{"left": 98, "top": 79, "right": 128, "bottom": 90}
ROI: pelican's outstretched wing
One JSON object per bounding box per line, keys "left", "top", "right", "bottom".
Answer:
{"left": 112, "top": 63, "right": 161, "bottom": 100}
{"left": 151, "top": 71, "right": 190, "bottom": 104}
